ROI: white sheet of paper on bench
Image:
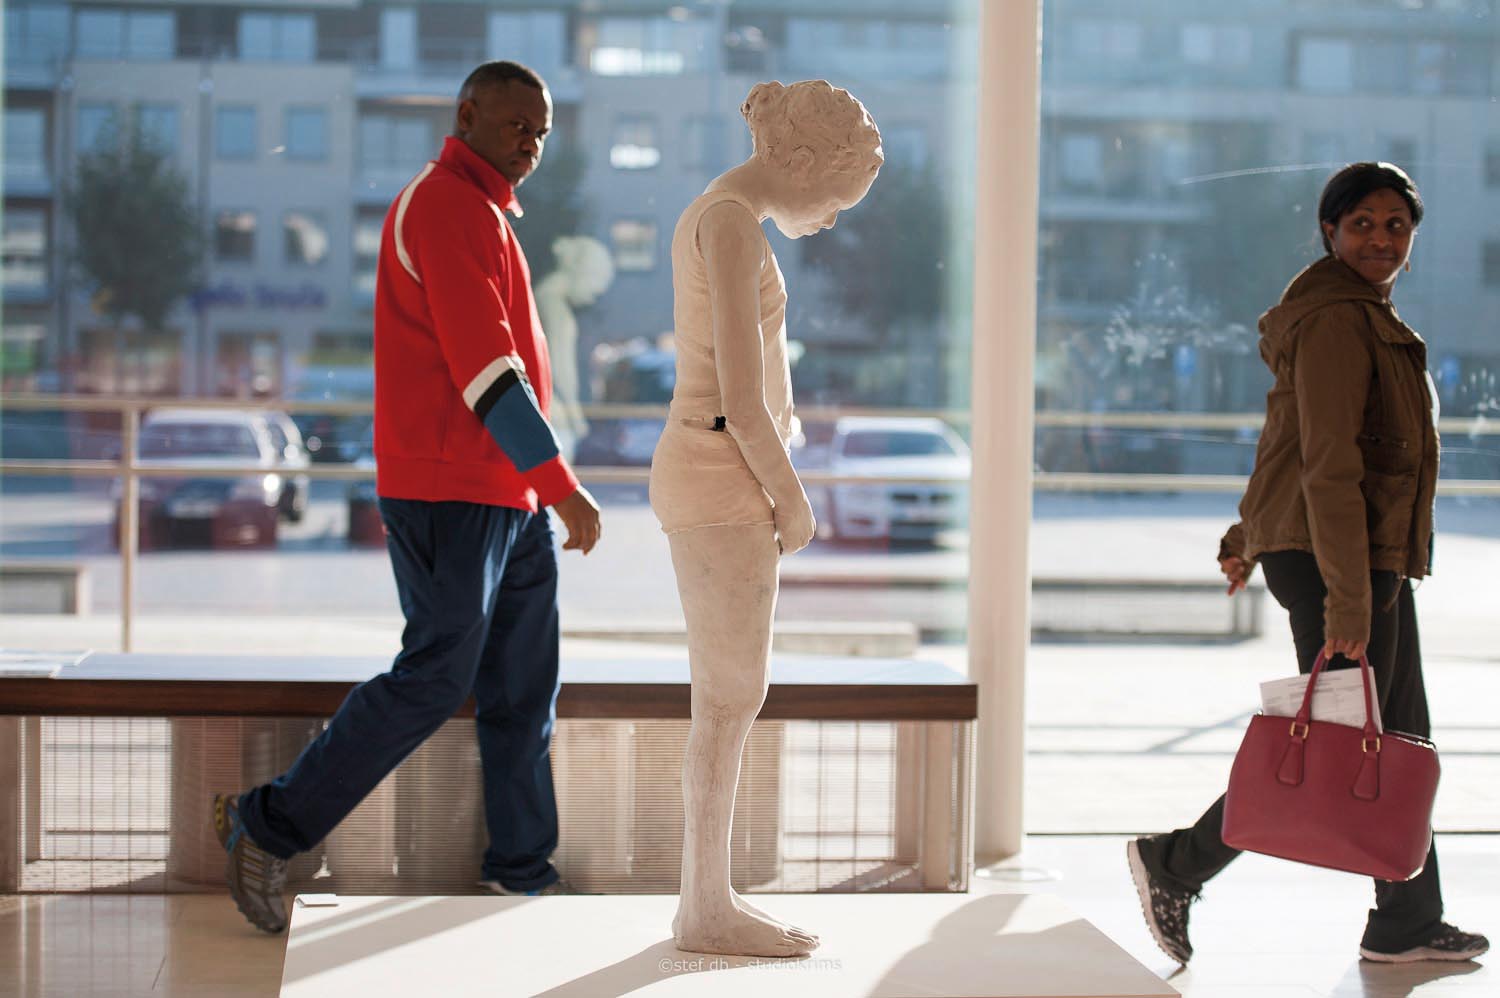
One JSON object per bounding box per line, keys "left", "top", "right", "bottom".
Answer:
{"left": 1259, "top": 668, "right": 1382, "bottom": 732}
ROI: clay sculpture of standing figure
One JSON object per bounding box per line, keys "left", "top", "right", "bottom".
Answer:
{"left": 649, "top": 80, "right": 882, "bottom": 958}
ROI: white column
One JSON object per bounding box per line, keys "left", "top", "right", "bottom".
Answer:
{"left": 968, "top": 0, "right": 1041, "bottom": 864}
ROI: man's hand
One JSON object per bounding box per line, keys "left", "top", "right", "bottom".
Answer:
{"left": 1323, "top": 637, "right": 1368, "bottom": 662}
{"left": 552, "top": 487, "right": 601, "bottom": 555}
{"left": 1219, "top": 555, "right": 1251, "bottom": 596}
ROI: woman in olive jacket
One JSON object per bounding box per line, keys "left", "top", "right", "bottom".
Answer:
{"left": 1127, "top": 163, "right": 1488, "bottom": 966}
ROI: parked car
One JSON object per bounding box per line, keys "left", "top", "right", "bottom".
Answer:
{"left": 803, "top": 417, "right": 972, "bottom": 543}
{"left": 113, "top": 409, "right": 285, "bottom": 550}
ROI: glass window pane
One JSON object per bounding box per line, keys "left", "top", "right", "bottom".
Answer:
{"left": 76, "top": 10, "right": 124, "bottom": 60}
{"left": 380, "top": 9, "right": 417, "bottom": 70}
{"left": 4, "top": 109, "right": 48, "bottom": 177}
{"left": 135, "top": 104, "right": 178, "bottom": 156}
{"left": 77, "top": 103, "right": 116, "bottom": 154}
{"left": 281, "top": 15, "right": 316, "bottom": 63}
{"left": 238, "top": 14, "right": 274, "bottom": 61}
{"left": 610, "top": 115, "right": 660, "bottom": 170}
{"left": 2, "top": 207, "right": 48, "bottom": 290}
{"left": 126, "top": 11, "right": 174, "bottom": 60}
{"left": 215, "top": 210, "right": 256, "bottom": 262}
{"left": 610, "top": 219, "right": 657, "bottom": 271}
{"left": 216, "top": 106, "right": 256, "bottom": 160}
{"left": 285, "top": 108, "right": 327, "bottom": 161}
{"left": 1298, "top": 38, "right": 1355, "bottom": 92}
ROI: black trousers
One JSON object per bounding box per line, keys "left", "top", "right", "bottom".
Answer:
{"left": 1158, "top": 550, "right": 1443, "bottom": 951}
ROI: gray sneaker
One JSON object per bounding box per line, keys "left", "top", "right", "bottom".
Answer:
{"left": 1360, "top": 923, "right": 1489, "bottom": 963}
{"left": 214, "top": 793, "right": 289, "bottom": 934}
{"left": 1127, "top": 835, "right": 1198, "bottom": 965}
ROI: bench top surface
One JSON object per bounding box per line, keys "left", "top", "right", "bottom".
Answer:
{"left": 0, "top": 649, "right": 977, "bottom": 721}
{"left": 28, "top": 651, "right": 970, "bottom": 686}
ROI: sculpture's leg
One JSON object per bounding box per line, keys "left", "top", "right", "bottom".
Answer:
{"left": 667, "top": 523, "right": 819, "bottom": 958}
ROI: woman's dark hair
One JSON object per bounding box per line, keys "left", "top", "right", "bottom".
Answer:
{"left": 1318, "top": 161, "right": 1424, "bottom": 253}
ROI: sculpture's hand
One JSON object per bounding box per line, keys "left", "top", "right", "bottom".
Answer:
{"left": 773, "top": 492, "right": 816, "bottom": 555}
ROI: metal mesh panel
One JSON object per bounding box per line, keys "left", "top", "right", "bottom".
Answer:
{"left": 5, "top": 716, "right": 973, "bottom": 895}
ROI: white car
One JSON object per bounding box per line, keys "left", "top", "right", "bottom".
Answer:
{"left": 805, "top": 417, "right": 971, "bottom": 542}
{"left": 115, "top": 409, "right": 291, "bottom": 549}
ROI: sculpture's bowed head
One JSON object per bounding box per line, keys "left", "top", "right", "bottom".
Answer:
{"left": 742, "top": 80, "right": 884, "bottom": 239}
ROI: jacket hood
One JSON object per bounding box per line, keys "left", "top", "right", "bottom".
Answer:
{"left": 1257, "top": 255, "right": 1422, "bottom": 370}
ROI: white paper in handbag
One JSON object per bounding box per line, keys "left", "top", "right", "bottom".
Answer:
{"left": 1259, "top": 667, "right": 1384, "bottom": 732}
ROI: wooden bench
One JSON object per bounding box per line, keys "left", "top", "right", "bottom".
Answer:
{"left": 0, "top": 651, "right": 977, "bottom": 895}
{"left": 0, "top": 562, "right": 90, "bottom": 615}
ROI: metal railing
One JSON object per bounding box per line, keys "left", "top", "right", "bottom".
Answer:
{"left": 2, "top": 394, "right": 1497, "bottom": 650}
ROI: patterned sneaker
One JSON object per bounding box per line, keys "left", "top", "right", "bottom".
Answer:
{"left": 213, "top": 793, "right": 289, "bottom": 934}
{"left": 1127, "top": 835, "right": 1199, "bottom": 965}
{"left": 1360, "top": 923, "right": 1489, "bottom": 963}
{"left": 476, "top": 877, "right": 575, "bottom": 897}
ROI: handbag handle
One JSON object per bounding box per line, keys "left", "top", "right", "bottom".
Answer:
{"left": 1294, "top": 650, "right": 1379, "bottom": 743}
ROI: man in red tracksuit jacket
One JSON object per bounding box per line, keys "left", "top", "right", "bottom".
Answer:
{"left": 214, "top": 61, "right": 602, "bottom": 932}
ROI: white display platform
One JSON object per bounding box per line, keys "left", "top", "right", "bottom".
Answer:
{"left": 280, "top": 893, "right": 1178, "bottom": 998}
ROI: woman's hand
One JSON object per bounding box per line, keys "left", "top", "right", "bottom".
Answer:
{"left": 1323, "top": 637, "right": 1368, "bottom": 662}
{"left": 1219, "top": 556, "right": 1251, "bottom": 596}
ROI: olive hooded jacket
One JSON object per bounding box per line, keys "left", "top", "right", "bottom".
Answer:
{"left": 1220, "top": 255, "right": 1439, "bottom": 645}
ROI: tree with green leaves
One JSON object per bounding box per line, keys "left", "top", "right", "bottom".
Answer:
{"left": 509, "top": 139, "right": 589, "bottom": 278}
{"left": 807, "top": 160, "right": 947, "bottom": 338}
{"left": 69, "top": 111, "right": 204, "bottom": 330}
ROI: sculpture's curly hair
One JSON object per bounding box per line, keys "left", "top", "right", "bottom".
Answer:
{"left": 741, "top": 80, "right": 883, "bottom": 177}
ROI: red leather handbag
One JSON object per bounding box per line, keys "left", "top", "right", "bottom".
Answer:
{"left": 1222, "top": 651, "right": 1438, "bottom": 881}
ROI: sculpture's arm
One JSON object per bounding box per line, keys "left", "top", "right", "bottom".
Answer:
{"left": 698, "top": 201, "right": 814, "bottom": 549}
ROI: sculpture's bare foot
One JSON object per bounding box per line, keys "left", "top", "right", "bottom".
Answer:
{"left": 731, "top": 891, "right": 820, "bottom": 949}
{"left": 673, "top": 899, "right": 819, "bottom": 958}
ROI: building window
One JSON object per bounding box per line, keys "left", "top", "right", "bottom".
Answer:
{"left": 1181, "top": 24, "right": 1251, "bottom": 67}
{"left": 1059, "top": 133, "right": 1103, "bottom": 189}
{"left": 76, "top": 8, "right": 174, "bottom": 61}
{"left": 216, "top": 106, "right": 256, "bottom": 160}
{"left": 379, "top": 8, "right": 417, "bottom": 70}
{"left": 358, "top": 115, "right": 433, "bottom": 178}
{"left": 1297, "top": 38, "right": 1355, "bottom": 93}
{"left": 284, "top": 108, "right": 328, "bottom": 161}
{"left": 1070, "top": 19, "right": 1143, "bottom": 62}
{"left": 590, "top": 17, "right": 709, "bottom": 76}
{"left": 215, "top": 210, "right": 256, "bottom": 262}
{"left": 4, "top": 108, "right": 48, "bottom": 181}
{"left": 1484, "top": 242, "right": 1500, "bottom": 287}
{"left": 77, "top": 102, "right": 117, "bottom": 154}
{"left": 353, "top": 212, "right": 383, "bottom": 299}
{"left": 284, "top": 211, "right": 329, "bottom": 267}
{"left": 1303, "top": 132, "right": 1345, "bottom": 166}
{"left": 5, "top": 3, "right": 71, "bottom": 69}
{"left": 682, "top": 115, "right": 728, "bottom": 173}
{"left": 610, "top": 219, "right": 657, "bottom": 272}
{"left": 487, "top": 12, "right": 567, "bottom": 77}
{"left": 239, "top": 13, "right": 316, "bottom": 63}
{"left": 610, "top": 116, "right": 660, "bottom": 170}
{"left": 1, "top": 208, "right": 48, "bottom": 291}
{"left": 135, "top": 103, "right": 178, "bottom": 156}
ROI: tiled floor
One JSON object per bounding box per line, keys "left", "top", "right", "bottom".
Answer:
{"left": 2, "top": 835, "right": 1493, "bottom": 997}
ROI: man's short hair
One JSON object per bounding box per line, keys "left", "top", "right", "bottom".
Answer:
{"left": 459, "top": 61, "right": 546, "bottom": 101}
